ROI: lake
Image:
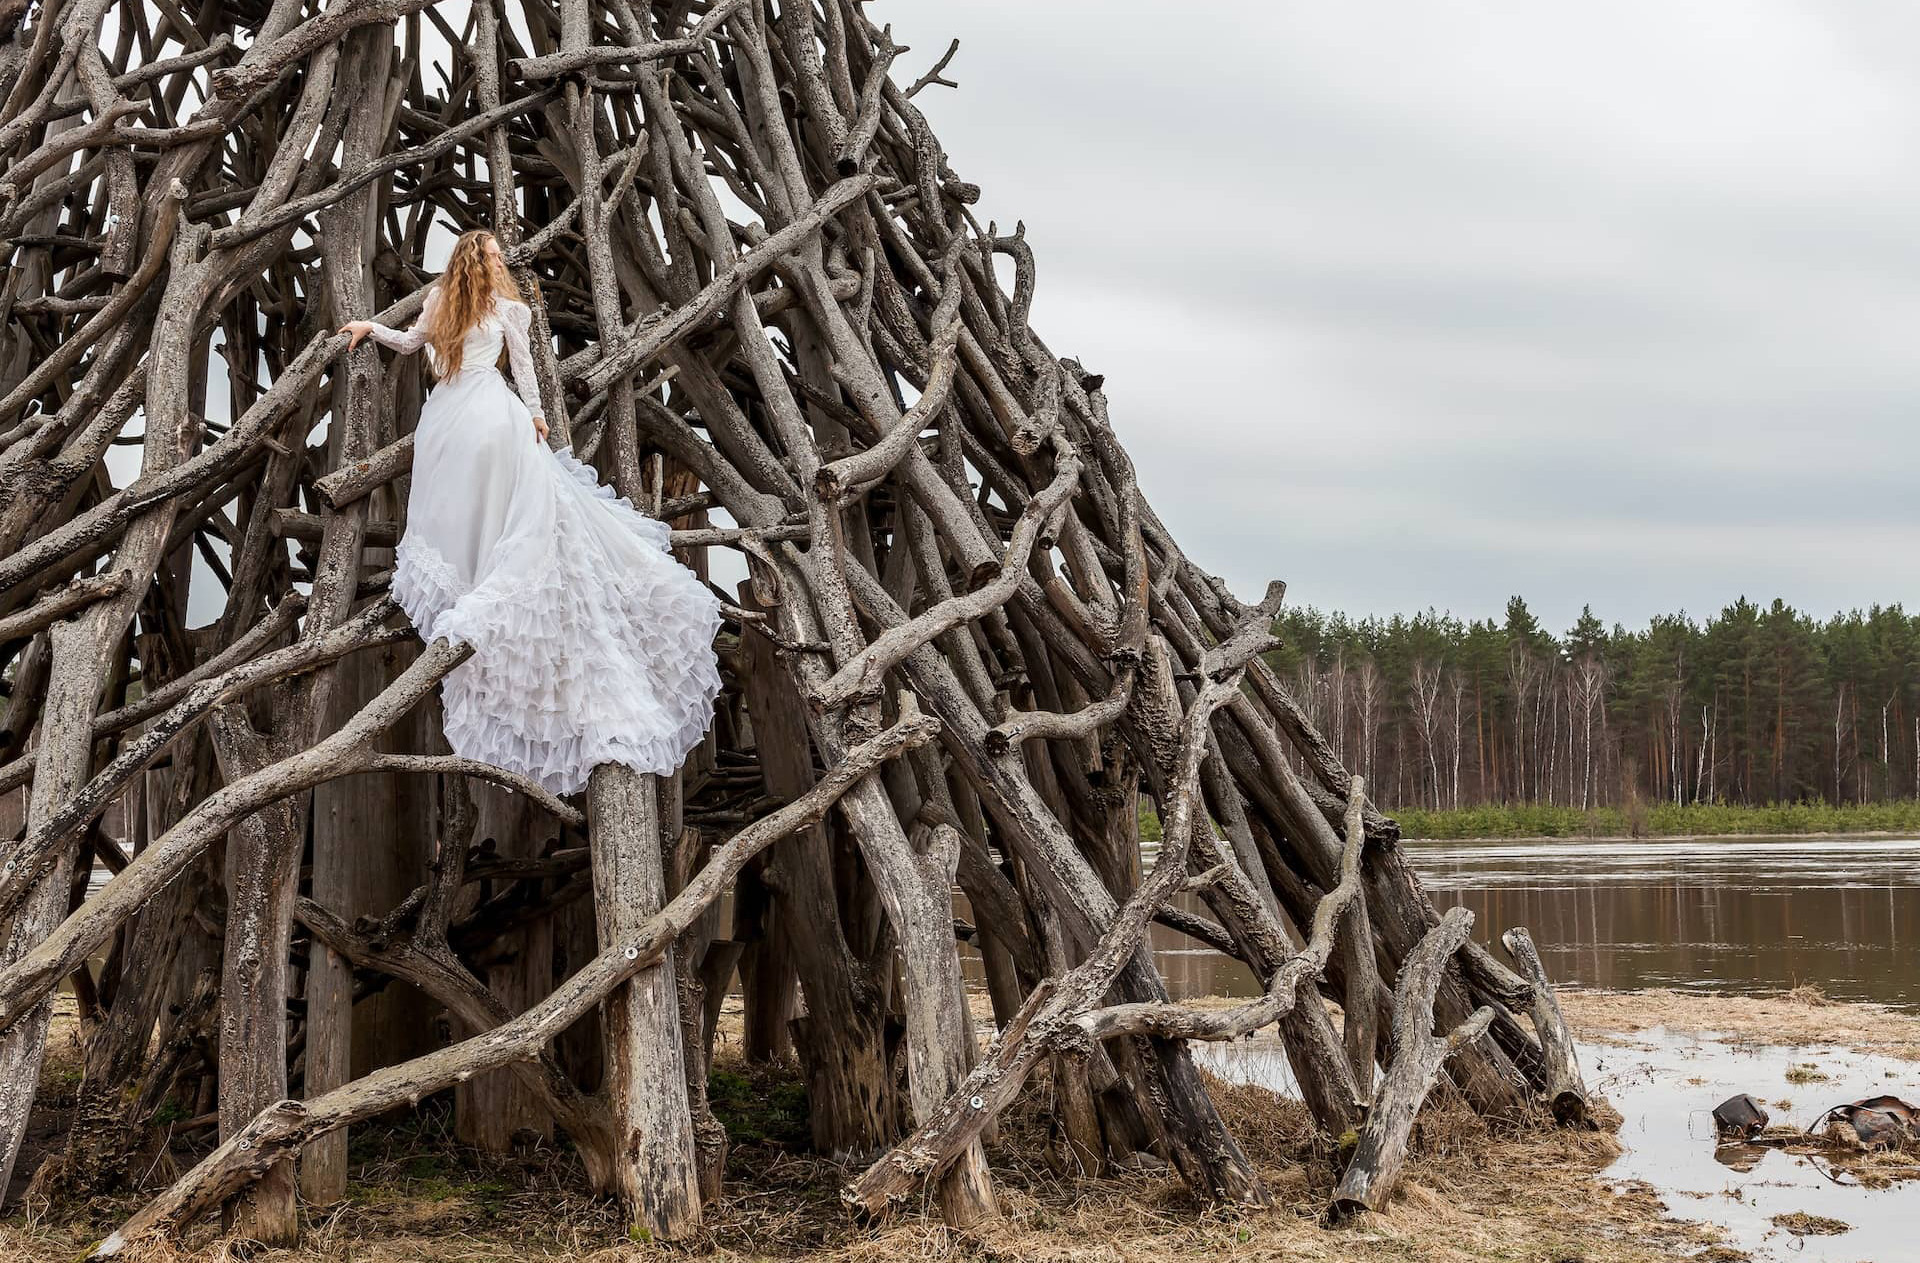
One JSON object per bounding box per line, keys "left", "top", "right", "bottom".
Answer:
{"left": 1413, "top": 835, "right": 1920, "bottom": 1009}
{"left": 1147, "top": 834, "right": 1920, "bottom": 1008}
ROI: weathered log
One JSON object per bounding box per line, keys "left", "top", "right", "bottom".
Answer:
{"left": 1329, "top": 907, "right": 1496, "bottom": 1221}
{"left": 1501, "top": 927, "right": 1590, "bottom": 1125}
{"left": 0, "top": 3, "right": 1590, "bottom": 1250}
{"left": 209, "top": 709, "right": 302, "bottom": 1242}
{"left": 586, "top": 765, "right": 701, "bottom": 1240}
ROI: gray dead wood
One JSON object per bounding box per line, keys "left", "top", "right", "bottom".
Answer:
{"left": 1329, "top": 906, "right": 1496, "bottom": 1221}
{"left": 1501, "top": 927, "right": 1589, "bottom": 1125}
{"left": 587, "top": 765, "right": 702, "bottom": 1239}
{"left": 0, "top": 2, "right": 1584, "bottom": 1248}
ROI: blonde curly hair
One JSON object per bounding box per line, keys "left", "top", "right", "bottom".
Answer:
{"left": 424, "top": 229, "right": 523, "bottom": 378}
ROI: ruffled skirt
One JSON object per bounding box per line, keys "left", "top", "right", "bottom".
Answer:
{"left": 390, "top": 365, "right": 723, "bottom": 795}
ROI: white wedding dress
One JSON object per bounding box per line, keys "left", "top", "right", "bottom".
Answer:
{"left": 365, "top": 285, "right": 723, "bottom": 795}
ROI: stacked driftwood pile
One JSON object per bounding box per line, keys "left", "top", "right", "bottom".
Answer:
{"left": 0, "top": 0, "right": 1591, "bottom": 1254}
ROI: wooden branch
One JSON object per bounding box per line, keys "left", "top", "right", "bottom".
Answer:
{"left": 362, "top": 754, "right": 585, "bottom": 827}
{"left": 272, "top": 509, "right": 400, "bottom": 547}
{"left": 94, "top": 711, "right": 941, "bottom": 1256}
{"left": 813, "top": 230, "right": 970, "bottom": 503}
{"left": 313, "top": 434, "right": 413, "bottom": 510}
{"left": 1500, "top": 927, "right": 1589, "bottom": 1125}
{"left": 0, "top": 570, "right": 131, "bottom": 644}
{"left": 986, "top": 665, "right": 1134, "bottom": 756}
{"left": 206, "top": 0, "right": 438, "bottom": 101}
{"left": 507, "top": 0, "right": 747, "bottom": 78}
{"left": 1329, "top": 906, "right": 1494, "bottom": 1221}
{"left": 906, "top": 38, "right": 962, "bottom": 97}
{"left": 834, "top": 27, "right": 899, "bottom": 175}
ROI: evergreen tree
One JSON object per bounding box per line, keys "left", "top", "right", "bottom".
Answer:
{"left": 1268, "top": 595, "right": 1920, "bottom": 811}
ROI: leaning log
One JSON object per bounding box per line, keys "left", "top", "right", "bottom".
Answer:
{"left": 1502, "top": 927, "right": 1590, "bottom": 1126}
{"left": 0, "top": 3, "right": 1600, "bottom": 1253}
{"left": 1329, "top": 906, "right": 1496, "bottom": 1221}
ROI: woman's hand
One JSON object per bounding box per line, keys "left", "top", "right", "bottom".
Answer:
{"left": 338, "top": 320, "right": 375, "bottom": 349}
{"left": 533, "top": 414, "right": 549, "bottom": 444}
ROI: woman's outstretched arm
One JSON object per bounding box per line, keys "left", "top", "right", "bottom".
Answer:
{"left": 341, "top": 284, "right": 439, "bottom": 354}
{"left": 499, "top": 299, "right": 550, "bottom": 442}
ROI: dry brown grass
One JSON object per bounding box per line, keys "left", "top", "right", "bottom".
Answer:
{"left": 1769, "top": 1211, "right": 1849, "bottom": 1236}
{"left": 1559, "top": 987, "right": 1920, "bottom": 1060}
{"left": 0, "top": 1043, "right": 1732, "bottom": 1263}
{"left": 1781, "top": 983, "right": 1840, "bottom": 1008}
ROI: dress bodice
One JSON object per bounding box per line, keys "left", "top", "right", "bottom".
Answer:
{"left": 427, "top": 303, "right": 505, "bottom": 377}
{"left": 368, "top": 287, "right": 545, "bottom": 418}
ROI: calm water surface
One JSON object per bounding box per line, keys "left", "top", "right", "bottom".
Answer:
{"left": 1413, "top": 835, "right": 1920, "bottom": 1009}
{"left": 1146, "top": 834, "right": 1920, "bottom": 1007}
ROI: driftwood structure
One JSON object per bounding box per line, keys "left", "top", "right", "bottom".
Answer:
{"left": 0, "top": 0, "right": 1592, "bottom": 1252}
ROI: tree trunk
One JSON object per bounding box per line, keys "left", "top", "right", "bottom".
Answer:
{"left": 586, "top": 765, "right": 700, "bottom": 1241}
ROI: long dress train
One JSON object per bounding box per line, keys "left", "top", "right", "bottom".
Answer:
{"left": 365, "top": 285, "right": 723, "bottom": 796}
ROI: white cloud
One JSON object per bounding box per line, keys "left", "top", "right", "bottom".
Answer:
{"left": 882, "top": 1, "right": 1920, "bottom": 629}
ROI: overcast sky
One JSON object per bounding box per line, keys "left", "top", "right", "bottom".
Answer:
{"left": 880, "top": 1, "right": 1920, "bottom": 635}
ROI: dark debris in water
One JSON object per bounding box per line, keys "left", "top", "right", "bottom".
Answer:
{"left": 1712, "top": 1094, "right": 1768, "bottom": 1140}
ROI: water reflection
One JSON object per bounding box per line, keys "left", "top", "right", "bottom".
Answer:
{"left": 1413, "top": 837, "right": 1920, "bottom": 1009}
{"left": 971, "top": 836, "right": 1920, "bottom": 1007}
{"left": 1591, "top": 1028, "right": 1920, "bottom": 1263}
{"left": 1201, "top": 1026, "right": 1920, "bottom": 1263}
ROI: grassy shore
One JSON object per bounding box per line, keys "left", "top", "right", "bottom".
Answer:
{"left": 1389, "top": 798, "right": 1920, "bottom": 841}
{"left": 1138, "top": 797, "right": 1920, "bottom": 844}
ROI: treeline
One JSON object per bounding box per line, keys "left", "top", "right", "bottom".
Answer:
{"left": 1267, "top": 597, "right": 1920, "bottom": 812}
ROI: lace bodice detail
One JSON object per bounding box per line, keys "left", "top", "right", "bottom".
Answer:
{"left": 366, "top": 284, "right": 546, "bottom": 418}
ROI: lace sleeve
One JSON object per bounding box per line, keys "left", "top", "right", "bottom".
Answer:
{"left": 365, "top": 283, "right": 439, "bottom": 354}
{"left": 499, "top": 299, "right": 547, "bottom": 419}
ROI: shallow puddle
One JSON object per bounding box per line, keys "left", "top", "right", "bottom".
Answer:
{"left": 1593, "top": 1024, "right": 1920, "bottom": 1262}
{"left": 1193, "top": 1025, "right": 1919, "bottom": 1261}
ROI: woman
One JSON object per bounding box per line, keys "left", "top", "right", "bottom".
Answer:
{"left": 340, "top": 229, "right": 722, "bottom": 796}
